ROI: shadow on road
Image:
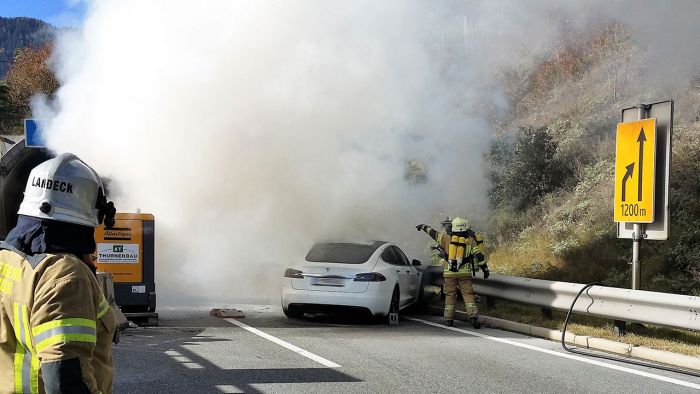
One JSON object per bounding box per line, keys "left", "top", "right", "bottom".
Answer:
{"left": 114, "top": 327, "right": 361, "bottom": 393}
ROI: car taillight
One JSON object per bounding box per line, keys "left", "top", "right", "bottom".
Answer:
{"left": 284, "top": 268, "right": 303, "bottom": 278}
{"left": 354, "top": 272, "right": 386, "bottom": 282}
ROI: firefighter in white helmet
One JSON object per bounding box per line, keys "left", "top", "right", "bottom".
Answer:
{"left": 0, "top": 153, "right": 117, "bottom": 393}
{"left": 416, "top": 217, "right": 489, "bottom": 328}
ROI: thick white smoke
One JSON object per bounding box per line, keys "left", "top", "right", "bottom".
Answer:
{"left": 38, "top": 1, "right": 492, "bottom": 304}
{"left": 36, "top": 0, "right": 700, "bottom": 304}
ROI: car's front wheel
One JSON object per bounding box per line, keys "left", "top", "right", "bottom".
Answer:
{"left": 283, "top": 308, "right": 303, "bottom": 319}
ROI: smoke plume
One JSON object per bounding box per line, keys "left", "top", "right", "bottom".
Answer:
{"left": 36, "top": 0, "right": 700, "bottom": 304}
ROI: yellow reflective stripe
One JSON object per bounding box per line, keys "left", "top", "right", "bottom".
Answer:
{"left": 97, "top": 298, "right": 110, "bottom": 319}
{"left": 30, "top": 355, "right": 39, "bottom": 394}
{"left": 32, "top": 318, "right": 97, "bottom": 353}
{"left": 21, "top": 304, "right": 38, "bottom": 393}
{"left": 12, "top": 302, "right": 22, "bottom": 393}
{"left": 14, "top": 343, "right": 23, "bottom": 393}
{"left": 12, "top": 302, "right": 38, "bottom": 394}
{"left": 32, "top": 318, "right": 96, "bottom": 336}
{"left": 35, "top": 333, "right": 97, "bottom": 353}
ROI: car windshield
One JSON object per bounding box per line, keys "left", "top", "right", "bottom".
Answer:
{"left": 305, "top": 242, "right": 384, "bottom": 264}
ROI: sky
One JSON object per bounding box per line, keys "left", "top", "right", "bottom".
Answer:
{"left": 0, "top": 0, "right": 85, "bottom": 27}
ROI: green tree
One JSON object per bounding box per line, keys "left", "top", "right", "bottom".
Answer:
{"left": 6, "top": 43, "right": 58, "bottom": 114}
{"left": 0, "top": 81, "right": 23, "bottom": 134}
{"left": 489, "top": 126, "right": 571, "bottom": 211}
{"left": 1, "top": 43, "right": 58, "bottom": 134}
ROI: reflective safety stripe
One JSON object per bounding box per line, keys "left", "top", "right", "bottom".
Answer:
{"left": 97, "top": 297, "right": 110, "bottom": 319}
{"left": 13, "top": 302, "right": 39, "bottom": 394}
{"left": 14, "top": 342, "right": 24, "bottom": 393}
{"left": 13, "top": 303, "right": 22, "bottom": 393}
{"left": 30, "top": 356, "right": 40, "bottom": 394}
{"left": 33, "top": 318, "right": 97, "bottom": 352}
{"left": 35, "top": 333, "right": 97, "bottom": 352}
{"left": 33, "top": 318, "right": 96, "bottom": 335}
{"left": 33, "top": 325, "right": 98, "bottom": 344}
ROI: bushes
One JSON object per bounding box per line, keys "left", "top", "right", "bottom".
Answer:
{"left": 489, "top": 126, "right": 572, "bottom": 211}
{"left": 482, "top": 20, "right": 700, "bottom": 295}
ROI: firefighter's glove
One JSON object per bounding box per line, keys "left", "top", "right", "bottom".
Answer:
{"left": 482, "top": 265, "right": 490, "bottom": 279}
{"left": 416, "top": 224, "right": 427, "bottom": 232}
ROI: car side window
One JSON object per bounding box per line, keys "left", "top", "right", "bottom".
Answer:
{"left": 381, "top": 247, "right": 400, "bottom": 266}
{"left": 393, "top": 247, "right": 410, "bottom": 266}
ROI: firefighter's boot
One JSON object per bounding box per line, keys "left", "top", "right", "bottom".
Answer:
{"left": 470, "top": 317, "right": 481, "bottom": 329}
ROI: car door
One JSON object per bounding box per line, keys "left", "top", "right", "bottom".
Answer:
{"left": 388, "top": 246, "right": 413, "bottom": 305}
{"left": 393, "top": 246, "right": 419, "bottom": 303}
{"left": 380, "top": 247, "right": 411, "bottom": 304}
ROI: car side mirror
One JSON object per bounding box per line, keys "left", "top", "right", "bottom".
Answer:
{"left": 412, "top": 259, "right": 422, "bottom": 267}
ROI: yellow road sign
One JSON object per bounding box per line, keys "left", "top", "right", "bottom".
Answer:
{"left": 614, "top": 119, "right": 656, "bottom": 223}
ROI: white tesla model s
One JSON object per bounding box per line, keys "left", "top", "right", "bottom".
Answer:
{"left": 281, "top": 241, "right": 423, "bottom": 323}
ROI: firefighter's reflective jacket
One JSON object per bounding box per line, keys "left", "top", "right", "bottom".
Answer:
{"left": 0, "top": 242, "right": 115, "bottom": 394}
{"left": 424, "top": 226, "right": 486, "bottom": 277}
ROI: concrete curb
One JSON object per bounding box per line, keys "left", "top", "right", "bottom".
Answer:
{"left": 423, "top": 305, "right": 700, "bottom": 372}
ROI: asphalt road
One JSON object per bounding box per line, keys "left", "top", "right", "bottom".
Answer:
{"left": 113, "top": 305, "right": 700, "bottom": 393}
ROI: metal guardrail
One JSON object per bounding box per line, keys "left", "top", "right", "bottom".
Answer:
{"left": 469, "top": 274, "right": 700, "bottom": 332}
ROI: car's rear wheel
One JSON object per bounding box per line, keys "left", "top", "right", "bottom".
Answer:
{"left": 386, "top": 286, "right": 400, "bottom": 326}
{"left": 283, "top": 308, "right": 303, "bottom": 319}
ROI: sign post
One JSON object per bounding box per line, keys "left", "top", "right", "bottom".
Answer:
{"left": 615, "top": 101, "right": 673, "bottom": 291}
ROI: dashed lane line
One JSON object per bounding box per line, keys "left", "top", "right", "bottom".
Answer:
{"left": 407, "top": 317, "right": 700, "bottom": 391}
{"left": 224, "top": 318, "right": 341, "bottom": 368}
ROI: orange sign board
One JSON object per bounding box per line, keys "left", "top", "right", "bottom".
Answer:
{"left": 94, "top": 216, "right": 143, "bottom": 282}
{"left": 614, "top": 118, "right": 657, "bottom": 223}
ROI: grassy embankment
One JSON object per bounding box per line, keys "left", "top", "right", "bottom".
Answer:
{"left": 427, "top": 21, "right": 700, "bottom": 356}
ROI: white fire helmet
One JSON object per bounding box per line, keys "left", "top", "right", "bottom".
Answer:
{"left": 451, "top": 217, "right": 469, "bottom": 233}
{"left": 17, "top": 153, "right": 107, "bottom": 227}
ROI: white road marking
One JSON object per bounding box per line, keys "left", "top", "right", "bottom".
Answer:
{"left": 407, "top": 317, "right": 700, "bottom": 390}
{"left": 224, "top": 318, "right": 341, "bottom": 368}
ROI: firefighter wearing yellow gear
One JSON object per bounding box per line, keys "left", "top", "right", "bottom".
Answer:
{"left": 0, "top": 153, "right": 117, "bottom": 393}
{"left": 416, "top": 217, "right": 489, "bottom": 328}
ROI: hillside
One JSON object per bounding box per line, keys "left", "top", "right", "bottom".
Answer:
{"left": 0, "top": 17, "right": 54, "bottom": 78}
{"left": 484, "top": 22, "right": 700, "bottom": 296}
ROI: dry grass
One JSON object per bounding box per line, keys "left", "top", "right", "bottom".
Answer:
{"left": 422, "top": 287, "right": 700, "bottom": 356}
{"left": 488, "top": 225, "right": 567, "bottom": 280}
{"left": 478, "top": 298, "right": 700, "bottom": 357}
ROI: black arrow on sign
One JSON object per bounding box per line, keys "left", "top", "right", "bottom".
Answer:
{"left": 637, "top": 127, "right": 646, "bottom": 201}
{"left": 622, "top": 163, "right": 634, "bottom": 202}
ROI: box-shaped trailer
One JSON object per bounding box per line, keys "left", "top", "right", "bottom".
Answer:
{"left": 95, "top": 213, "right": 157, "bottom": 324}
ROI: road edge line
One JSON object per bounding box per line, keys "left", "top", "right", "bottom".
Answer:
{"left": 424, "top": 305, "right": 700, "bottom": 372}
{"left": 407, "top": 316, "right": 700, "bottom": 390}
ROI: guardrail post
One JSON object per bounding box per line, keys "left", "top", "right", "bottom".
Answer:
{"left": 541, "top": 308, "right": 553, "bottom": 320}
{"left": 614, "top": 320, "right": 626, "bottom": 336}
{"left": 486, "top": 296, "right": 496, "bottom": 311}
